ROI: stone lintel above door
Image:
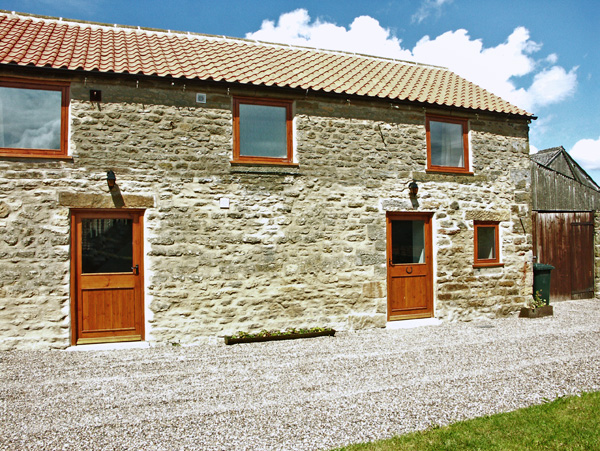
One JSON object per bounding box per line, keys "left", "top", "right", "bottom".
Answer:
{"left": 58, "top": 192, "right": 155, "bottom": 209}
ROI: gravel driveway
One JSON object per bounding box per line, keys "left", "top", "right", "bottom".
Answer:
{"left": 2, "top": 299, "right": 600, "bottom": 451}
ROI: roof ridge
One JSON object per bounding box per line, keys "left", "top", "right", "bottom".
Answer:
{"left": 0, "top": 9, "right": 448, "bottom": 71}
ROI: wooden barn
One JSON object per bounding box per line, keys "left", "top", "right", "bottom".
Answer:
{"left": 531, "top": 146, "right": 600, "bottom": 301}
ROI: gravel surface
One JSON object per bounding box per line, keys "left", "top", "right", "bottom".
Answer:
{"left": 2, "top": 299, "right": 600, "bottom": 450}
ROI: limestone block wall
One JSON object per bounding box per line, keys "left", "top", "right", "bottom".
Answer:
{"left": 0, "top": 159, "right": 71, "bottom": 350}
{"left": 0, "top": 71, "right": 533, "bottom": 349}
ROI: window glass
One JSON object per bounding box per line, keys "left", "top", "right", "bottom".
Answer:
{"left": 0, "top": 86, "right": 62, "bottom": 150}
{"left": 430, "top": 120, "right": 464, "bottom": 167}
{"left": 239, "top": 103, "right": 287, "bottom": 158}
{"left": 477, "top": 226, "right": 496, "bottom": 260}
{"left": 391, "top": 220, "right": 425, "bottom": 264}
{"left": 81, "top": 218, "right": 133, "bottom": 273}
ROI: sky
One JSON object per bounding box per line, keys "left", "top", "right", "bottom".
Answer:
{"left": 4, "top": 0, "right": 599, "bottom": 183}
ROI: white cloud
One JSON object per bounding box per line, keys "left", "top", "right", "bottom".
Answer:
{"left": 246, "top": 10, "right": 577, "bottom": 114}
{"left": 569, "top": 137, "right": 600, "bottom": 171}
{"left": 246, "top": 9, "right": 411, "bottom": 60}
{"left": 526, "top": 66, "right": 578, "bottom": 107}
{"left": 412, "top": 0, "right": 453, "bottom": 24}
{"left": 528, "top": 115, "right": 554, "bottom": 148}
{"left": 410, "top": 27, "right": 576, "bottom": 112}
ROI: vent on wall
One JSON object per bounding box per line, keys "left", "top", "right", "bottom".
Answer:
{"left": 90, "top": 90, "right": 102, "bottom": 102}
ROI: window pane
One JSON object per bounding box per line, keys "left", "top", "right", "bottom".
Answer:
{"left": 391, "top": 220, "right": 425, "bottom": 264}
{"left": 0, "top": 86, "right": 62, "bottom": 150}
{"left": 430, "top": 120, "right": 464, "bottom": 167}
{"left": 82, "top": 219, "right": 133, "bottom": 273}
{"left": 477, "top": 226, "right": 496, "bottom": 260}
{"left": 239, "top": 103, "right": 287, "bottom": 158}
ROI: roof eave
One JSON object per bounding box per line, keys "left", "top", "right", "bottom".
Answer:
{"left": 0, "top": 62, "right": 535, "bottom": 120}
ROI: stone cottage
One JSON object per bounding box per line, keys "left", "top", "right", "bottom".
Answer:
{"left": 0, "top": 11, "right": 535, "bottom": 350}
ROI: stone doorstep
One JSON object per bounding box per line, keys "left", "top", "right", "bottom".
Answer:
{"left": 66, "top": 341, "right": 151, "bottom": 352}
{"left": 386, "top": 318, "right": 442, "bottom": 330}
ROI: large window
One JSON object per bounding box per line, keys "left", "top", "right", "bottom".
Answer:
{"left": 426, "top": 115, "right": 470, "bottom": 173}
{"left": 474, "top": 221, "right": 503, "bottom": 267}
{"left": 233, "top": 97, "right": 294, "bottom": 164}
{"left": 0, "top": 78, "right": 69, "bottom": 158}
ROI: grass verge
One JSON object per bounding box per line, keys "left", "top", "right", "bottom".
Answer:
{"left": 333, "top": 392, "right": 600, "bottom": 450}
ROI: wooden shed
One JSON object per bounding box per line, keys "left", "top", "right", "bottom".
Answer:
{"left": 531, "top": 146, "right": 600, "bottom": 301}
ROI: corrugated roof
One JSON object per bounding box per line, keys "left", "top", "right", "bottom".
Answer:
{"left": 532, "top": 146, "right": 600, "bottom": 191}
{"left": 0, "top": 11, "right": 534, "bottom": 117}
{"left": 531, "top": 147, "right": 563, "bottom": 167}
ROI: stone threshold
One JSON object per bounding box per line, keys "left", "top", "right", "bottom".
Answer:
{"left": 65, "top": 341, "right": 151, "bottom": 352}
{"left": 386, "top": 318, "right": 442, "bottom": 330}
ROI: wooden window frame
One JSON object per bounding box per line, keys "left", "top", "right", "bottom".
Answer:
{"left": 473, "top": 221, "right": 503, "bottom": 268}
{"left": 0, "top": 77, "right": 70, "bottom": 159}
{"left": 232, "top": 96, "right": 295, "bottom": 165}
{"left": 426, "top": 114, "right": 471, "bottom": 174}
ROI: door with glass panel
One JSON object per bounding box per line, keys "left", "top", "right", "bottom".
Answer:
{"left": 386, "top": 212, "right": 433, "bottom": 320}
{"left": 71, "top": 210, "right": 144, "bottom": 345}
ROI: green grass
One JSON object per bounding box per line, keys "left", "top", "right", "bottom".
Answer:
{"left": 333, "top": 392, "right": 600, "bottom": 451}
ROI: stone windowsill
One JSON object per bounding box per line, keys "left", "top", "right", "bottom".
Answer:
{"left": 413, "top": 171, "right": 487, "bottom": 183}
{"left": 230, "top": 162, "right": 301, "bottom": 175}
{"left": 473, "top": 262, "right": 505, "bottom": 269}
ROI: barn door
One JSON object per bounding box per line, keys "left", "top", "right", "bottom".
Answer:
{"left": 386, "top": 212, "right": 433, "bottom": 320}
{"left": 571, "top": 221, "right": 594, "bottom": 299}
{"left": 533, "top": 211, "right": 595, "bottom": 301}
{"left": 71, "top": 210, "right": 145, "bottom": 345}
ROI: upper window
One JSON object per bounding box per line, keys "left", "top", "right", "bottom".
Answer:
{"left": 426, "top": 115, "right": 470, "bottom": 174}
{"left": 0, "top": 78, "right": 69, "bottom": 158}
{"left": 233, "top": 97, "right": 294, "bottom": 164}
{"left": 474, "top": 221, "right": 503, "bottom": 267}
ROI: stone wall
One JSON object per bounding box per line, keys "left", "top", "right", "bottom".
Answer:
{"left": 0, "top": 71, "right": 533, "bottom": 349}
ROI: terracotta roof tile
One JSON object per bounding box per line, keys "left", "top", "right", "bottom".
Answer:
{"left": 0, "top": 11, "right": 533, "bottom": 117}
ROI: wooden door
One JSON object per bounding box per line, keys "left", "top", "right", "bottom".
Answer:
{"left": 571, "top": 220, "right": 594, "bottom": 299}
{"left": 387, "top": 212, "right": 433, "bottom": 320}
{"left": 71, "top": 210, "right": 144, "bottom": 345}
{"left": 533, "top": 211, "right": 595, "bottom": 300}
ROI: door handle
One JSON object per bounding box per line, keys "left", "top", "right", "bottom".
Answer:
{"left": 132, "top": 264, "right": 139, "bottom": 275}
{"left": 389, "top": 258, "right": 393, "bottom": 266}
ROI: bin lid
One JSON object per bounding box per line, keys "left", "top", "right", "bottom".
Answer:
{"left": 534, "top": 263, "right": 555, "bottom": 271}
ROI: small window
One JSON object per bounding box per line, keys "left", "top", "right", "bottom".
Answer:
{"left": 0, "top": 78, "right": 69, "bottom": 158}
{"left": 474, "top": 221, "right": 503, "bottom": 267}
{"left": 426, "top": 115, "right": 470, "bottom": 173}
{"left": 232, "top": 97, "right": 294, "bottom": 164}
{"left": 391, "top": 220, "right": 425, "bottom": 264}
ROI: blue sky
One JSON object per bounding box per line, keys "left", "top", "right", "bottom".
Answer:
{"left": 5, "top": 0, "right": 599, "bottom": 182}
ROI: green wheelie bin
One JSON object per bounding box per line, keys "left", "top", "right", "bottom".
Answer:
{"left": 533, "top": 263, "right": 555, "bottom": 305}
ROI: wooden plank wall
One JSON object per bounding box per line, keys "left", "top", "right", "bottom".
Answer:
{"left": 532, "top": 163, "right": 600, "bottom": 211}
